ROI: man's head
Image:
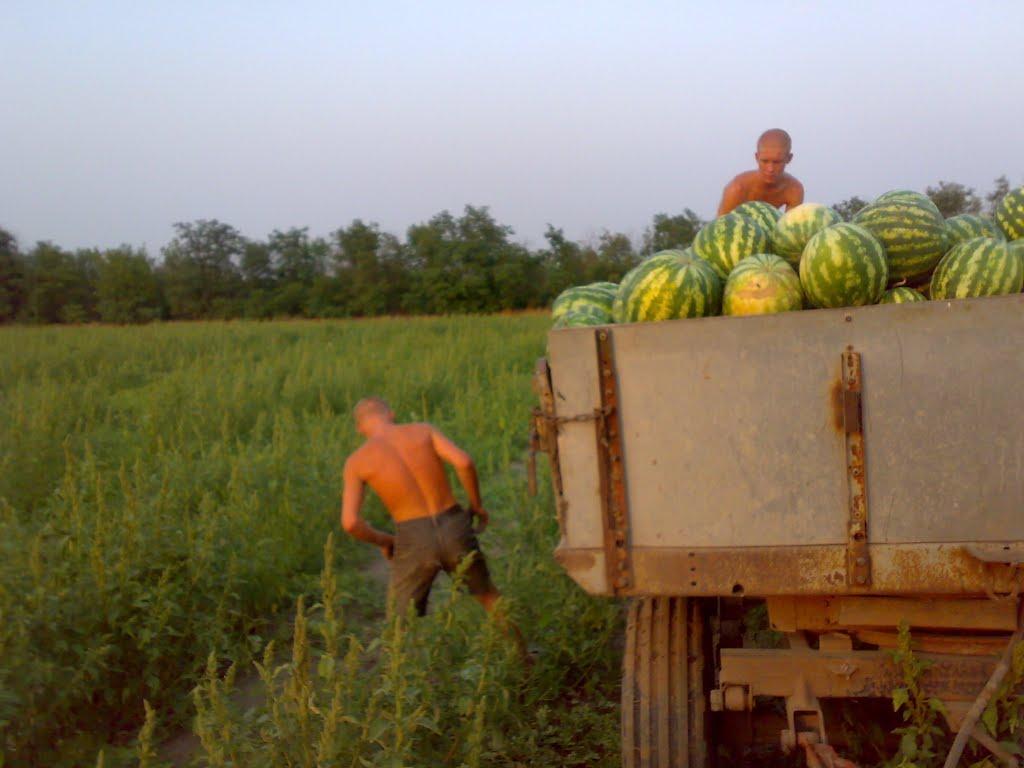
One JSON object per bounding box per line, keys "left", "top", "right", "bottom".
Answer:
{"left": 353, "top": 397, "right": 394, "bottom": 436}
{"left": 755, "top": 129, "right": 793, "bottom": 185}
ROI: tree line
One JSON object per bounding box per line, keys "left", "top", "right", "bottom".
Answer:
{"left": 0, "top": 177, "right": 1014, "bottom": 324}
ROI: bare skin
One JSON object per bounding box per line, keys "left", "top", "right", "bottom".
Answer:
{"left": 717, "top": 130, "right": 805, "bottom": 215}
{"left": 341, "top": 402, "right": 497, "bottom": 609}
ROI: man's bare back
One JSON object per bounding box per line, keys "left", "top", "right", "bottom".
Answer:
{"left": 346, "top": 422, "right": 461, "bottom": 524}
{"left": 718, "top": 129, "right": 804, "bottom": 216}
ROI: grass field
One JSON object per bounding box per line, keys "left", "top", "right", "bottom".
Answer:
{"left": 0, "top": 316, "right": 622, "bottom": 767}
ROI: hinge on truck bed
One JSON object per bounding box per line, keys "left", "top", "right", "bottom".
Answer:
{"left": 842, "top": 347, "right": 871, "bottom": 587}
{"left": 595, "top": 329, "right": 633, "bottom": 593}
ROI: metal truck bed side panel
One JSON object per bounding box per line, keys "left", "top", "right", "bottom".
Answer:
{"left": 547, "top": 295, "right": 1024, "bottom": 563}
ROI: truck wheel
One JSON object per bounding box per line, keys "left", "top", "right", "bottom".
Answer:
{"left": 622, "top": 597, "right": 709, "bottom": 768}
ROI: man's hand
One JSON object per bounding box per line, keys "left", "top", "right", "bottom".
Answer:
{"left": 471, "top": 507, "right": 489, "bottom": 535}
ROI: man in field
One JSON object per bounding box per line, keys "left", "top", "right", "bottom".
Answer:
{"left": 340, "top": 397, "right": 504, "bottom": 619}
{"left": 717, "top": 128, "right": 805, "bottom": 215}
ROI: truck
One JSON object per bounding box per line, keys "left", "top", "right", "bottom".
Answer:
{"left": 529, "top": 292, "right": 1024, "bottom": 767}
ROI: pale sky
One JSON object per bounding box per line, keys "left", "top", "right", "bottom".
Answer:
{"left": 3, "top": 1, "right": 1022, "bottom": 254}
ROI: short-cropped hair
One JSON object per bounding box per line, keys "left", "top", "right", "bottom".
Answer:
{"left": 353, "top": 397, "right": 390, "bottom": 422}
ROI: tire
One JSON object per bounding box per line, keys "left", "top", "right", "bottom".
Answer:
{"left": 622, "top": 597, "right": 709, "bottom": 768}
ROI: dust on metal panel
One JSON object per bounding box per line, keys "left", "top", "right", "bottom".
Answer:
{"left": 546, "top": 295, "right": 1024, "bottom": 554}
{"left": 556, "top": 542, "right": 1024, "bottom": 597}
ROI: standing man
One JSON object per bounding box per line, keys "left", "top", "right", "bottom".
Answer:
{"left": 717, "top": 129, "right": 805, "bottom": 215}
{"left": 340, "top": 397, "right": 503, "bottom": 619}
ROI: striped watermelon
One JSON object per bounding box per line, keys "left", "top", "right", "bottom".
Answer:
{"left": 771, "top": 204, "right": 842, "bottom": 269}
{"left": 692, "top": 213, "right": 770, "bottom": 280}
{"left": 732, "top": 201, "right": 781, "bottom": 234}
{"left": 853, "top": 198, "right": 948, "bottom": 281}
{"left": 553, "top": 308, "right": 610, "bottom": 328}
{"left": 879, "top": 287, "right": 927, "bottom": 304}
{"left": 946, "top": 215, "right": 1005, "bottom": 247}
{"left": 995, "top": 186, "right": 1024, "bottom": 240}
{"left": 613, "top": 249, "right": 722, "bottom": 323}
{"left": 551, "top": 282, "right": 617, "bottom": 323}
{"left": 930, "top": 237, "right": 1024, "bottom": 299}
{"left": 800, "top": 223, "right": 888, "bottom": 308}
{"left": 875, "top": 189, "right": 943, "bottom": 218}
{"left": 723, "top": 254, "right": 803, "bottom": 316}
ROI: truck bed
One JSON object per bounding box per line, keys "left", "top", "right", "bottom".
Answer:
{"left": 543, "top": 293, "right": 1024, "bottom": 597}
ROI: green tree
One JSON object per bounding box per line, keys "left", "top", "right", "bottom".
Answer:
{"left": 160, "top": 220, "right": 244, "bottom": 319}
{"left": 95, "top": 247, "right": 161, "bottom": 323}
{"left": 986, "top": 175, "right": 1012, "bottom": 216}
{"left": 831, "top": 196, "right": 869, "bottom": 221}
{"left": 0, "top": 228, "right": 26, "bottom": 322}
{"left": 926, "top": 181, "right": 982, "bottom": 217}
{"left": 583, "top": 231, "right": 638, "bottom": 283}
{"left": 334, "top": 219, "right": 411, "bottom": 316}
{"left": 405, "top": 206, "right": 526, "bottom": 314}
{"left": 539, "top": 225, "right": 586, "bottom": 301}
{"left": 22, "top": 242, "right": 95, "bottom": 323}
{"left": 641, "top": 209, "right": 704, "bottom": 254}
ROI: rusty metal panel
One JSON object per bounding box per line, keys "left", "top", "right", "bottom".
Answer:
{"left": 546, "top": 329, "right": 607, "bottom": 571}
{"left": 555, "top": 543, "right": 1024, "bottom": 597}
{"left": 547, "top": 295, "right": 1024, "bottom": 555}
{"left": 719, "top": 648, "right": 997, "bottom": 701}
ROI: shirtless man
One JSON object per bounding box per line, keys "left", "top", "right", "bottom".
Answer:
{"left": 340, "top": 397, "right": 501, "bottom": 618}
{"left": 717, "top": 129, "right": 804, "bottom": 216}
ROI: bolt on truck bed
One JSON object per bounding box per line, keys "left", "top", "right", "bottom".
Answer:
{"left": 535, "top": 293, "right": 1024, "bottom": 599}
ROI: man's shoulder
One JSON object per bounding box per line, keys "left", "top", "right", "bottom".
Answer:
{"left": 727, "top": 170, "right": 758, "bottom": 188}
{"left": 782, "top": 172, "right": 804, "bottom": 191}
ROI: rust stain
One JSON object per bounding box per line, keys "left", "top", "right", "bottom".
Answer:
{"left": 554, "top": 547, "right": 597, "bottom": 572}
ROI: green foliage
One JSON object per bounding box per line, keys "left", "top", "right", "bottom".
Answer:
{"left": 832, "top": 196, "right": 870, "bottom": 221}
{"left": 1, "top": 315, "right": 620, "bottom": 766}
{"left": 926, "top": 181, "right": 982, "bottom": 218}
{"left": 0, "top": 228, "right": 26, "bottom": 322}
{"left": 641, "top": 209, "right": 704, "bottom": 253}
{"left": 885, "top": 622, "right": 949, "bottom": 768}
{"left": 189, "top": 505, "right": 621, "bottom": 768}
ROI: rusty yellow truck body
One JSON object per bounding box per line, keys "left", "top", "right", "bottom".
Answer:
{"left": 532, "top": 293, "right": 1024, "bottom": 767}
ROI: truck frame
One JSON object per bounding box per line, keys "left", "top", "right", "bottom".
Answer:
{"left": 530, "top": 294, "right": 1024, "bottom": 767}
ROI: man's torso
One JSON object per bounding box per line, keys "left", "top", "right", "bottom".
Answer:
{"left": 352, "top": 423, "right": 457, "bottom": 524}
{"left": 733, "top": 170, "right": 801, "bottom": 209}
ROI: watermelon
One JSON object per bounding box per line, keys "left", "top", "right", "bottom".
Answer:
{"left": 771, "top": 204, "right": 842, "bottom": 269}
{"left": 723, "top": 254, "right": 803, "bottom": 316}
{"left": 799, "top": 223, "right": 888, "bottom": 308}
{"left": 879, "top": 286, "right": 927, "bottom": 304}
{"left": 692, "top": 213, "right": 770, "bottom": 280}
{"left": 853, "top": 198, "right": 948, "bottom": 281}
{"left": 551, "top": 282, "right": 616, "bottom": 323}
{"left": 945, "top": 215, "right": 1005, "bottom": 247}
{"left": 732, "top": 201, "right": 781, "bottom": 234}
{"left": 995, "top": 186, "right": 1024, "bottom": 240}
{"left": 874, "top": 189, "right": 943, "bottom": 217}
{"left": 930, "top": 237, "right": 1024, "bottom": 300}
{"left": 553, "top": 308, "right": 610, "bottom": 328}
{"left": 613, "top": 249, "right": 722, "bottom": 323}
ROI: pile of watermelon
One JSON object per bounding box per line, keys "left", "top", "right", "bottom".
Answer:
{"left": 550, "top": 185, "right": 1024, "bottom": 328}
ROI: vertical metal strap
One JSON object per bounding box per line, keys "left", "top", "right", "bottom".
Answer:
{"left": 842, "top": 347, "right": 871, "bottom": 587}
{"left": 595, "top": 328, "right": 632, "bottom": 593}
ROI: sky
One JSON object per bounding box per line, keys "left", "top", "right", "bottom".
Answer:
{"left": 3, "top": 1, "right": 1023, "bottom": 255}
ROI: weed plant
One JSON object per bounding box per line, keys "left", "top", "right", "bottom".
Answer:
{"left": 0, "top": 316, "right": 622, "bottom": 766}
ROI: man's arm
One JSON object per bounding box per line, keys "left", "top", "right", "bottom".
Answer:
{"left": 430, "top": 427, "right": 487, "bottom": 530}
{"left": 717, "top": 177, "right": 746, "bottom": 216}
{"left": 341, "top": 457, "right": 395, "bottom": 557}
{"left": 784, "top": 178, "right": 805, "bottom": 210}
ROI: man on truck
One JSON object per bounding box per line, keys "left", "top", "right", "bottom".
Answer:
{"left": 717, "top": 128, "right": 804, "bottom": 215}
{"left": 339, "top": 396, "right": 504, "bottom": 619}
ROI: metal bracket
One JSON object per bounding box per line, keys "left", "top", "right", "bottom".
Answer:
{"left": 842, "top": 347, "right": 871, "bottom": 587}
{"left": 595, "top": 328, "right": 633, "bottom": 593}
{"left": 528, "top": 359, "right": 570, "bottom": 534}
